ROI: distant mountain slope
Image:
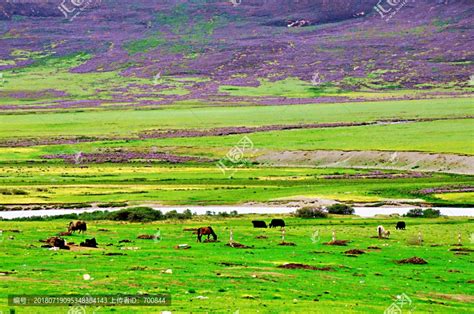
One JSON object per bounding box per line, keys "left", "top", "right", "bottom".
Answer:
{"left": 0, "top": 0, "right": 472, "bottom": 109}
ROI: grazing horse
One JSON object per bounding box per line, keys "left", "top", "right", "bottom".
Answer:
{"left": 68, "top": 221, "right": 87, "bottom": 234}
{"left": 197, "top": 227, "right": 217, "bottom": 242}
{"left": 377, "top": 225, "right": 390, "bottom": 238}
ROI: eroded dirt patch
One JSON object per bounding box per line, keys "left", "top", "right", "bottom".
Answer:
{"left": 137, "top": 234, "right": 157, "bottom": 240}
{"left": 345, "top": 249, "right": 365, "bottom": 255}
{"left": 396, "top": 257, "right": 428, "bottom": 265}
{"left": 450, "top": 247, "right": 473, "bottom": 252}
{"left": 226, "top": 242, "right": 252, "bottom": 248}
{"left": 278, "top": 263, "right": 332, "bottom": 271}
{"left": 422, "top": 292, "right": 474, "bottom": 303}
{"left": 256, "top": 149, "right": 474, "bottom": 175}
{"left": 278, "top": 242, "right": 296, "bottom": 246}
{"left": 324, "top": 240, "right": 349, "bottom": 246}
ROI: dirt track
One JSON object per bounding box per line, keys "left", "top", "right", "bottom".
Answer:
{"left": 255, "top": 150, "right": 474, "bottom": 175}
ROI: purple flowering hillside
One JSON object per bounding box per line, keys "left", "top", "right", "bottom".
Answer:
{"left": 0, "top": 0, "right": 472, "bottom": 109}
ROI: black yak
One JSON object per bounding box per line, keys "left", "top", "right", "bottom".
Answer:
{"left": 396, "top": 221, "right": 406, "bottom": 230}
{"left": 269, "top": 219, "right": 285, "bottom": 228}
{"left": 68, "top": 221, "right": 87, "bottom": 234}
{"left": 80, "top": 238, "right": 98, "bottom": 248}
{"left": 252, "top": 220, "right": 267, "bottom": 228}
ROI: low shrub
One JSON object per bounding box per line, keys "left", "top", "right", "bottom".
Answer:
{"left": 405, "top": 208, "right": 441, "bottom": 218}
{"left": 295, "top": 207, "right": 328, "bottom": 218}
{"left": 97, "top": 202, "right": 128, "bottom": 208}
{"left": 326, "top": 204, "right": 354, "bottom": 215}
{"left": 108, "top": 207, "right": 163, "bottom": 222}
{"left": 422, "top": 208, "right": 441, "bottom": 218}
{"left": 405, "top": 208, "right": 423, "bottom": 217}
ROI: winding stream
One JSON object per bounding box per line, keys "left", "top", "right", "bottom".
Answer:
{"left": 0, "top": 206, "right": 472, "bottom": 220}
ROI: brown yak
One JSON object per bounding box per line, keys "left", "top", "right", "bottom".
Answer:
{"left": 68, "top": 221, "right": 87, "bottom": 234}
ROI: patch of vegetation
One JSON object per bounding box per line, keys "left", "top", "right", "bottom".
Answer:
{"left": 123, "top": 36, "right": 166, "bottom": 55}
{"left": 326, "top": 203, "right": 354, "bottom": 215}
{"left": 0, "top": 217, "right": 471, "bottom": 313}
{"left": 405, "top": 208, "right": 441, "bottom": 218}
{"left": 295, "top": 207, "right": 328, "bottom": 218}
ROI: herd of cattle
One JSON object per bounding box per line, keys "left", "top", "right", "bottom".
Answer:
{"left": 42, "top": 218, "right": 407, "bottom": 249}
{"left": 251, "top": 219, "right": 285, "bottom": 228}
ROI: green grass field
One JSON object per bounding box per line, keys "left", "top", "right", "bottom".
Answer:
{"left": 1, "top": 98, "right": 472, "bottom": 138}
{"left": 0, "top": 216, "right": 472, "bottom": 313}
{"left": 0, "top": 164, "right": 472, "bottom": 205}
{"left": 1, "top": 96, "right": 473, "bottom": 206}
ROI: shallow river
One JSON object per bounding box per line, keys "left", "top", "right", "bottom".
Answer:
{"left": 0, "top": 206, "right": 472, "bottom": 219}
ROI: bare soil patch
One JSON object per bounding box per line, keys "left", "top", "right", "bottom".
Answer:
{"left": 278, "top": 241, "right": 296, "bottom": 246}
{"left": 220, "top": 262, "right": 244, "bottom": 267}
{"left": 278, "top": 263, "right": 332, "bottom": 271}
{"left": 324, "top": 240, "right": 349, "bottom": 246}
{"left": 225, "top": 242, "right": 251, "bottom": 248}
{"left": 137, "top": 234, "right": 156, "bottom": 240}
{"left": 396, "top": 257, "right": 428, "bottom": 265}
{"left": 67, "top": 244, "right": 101, "bottom": 252}
{"left": 422, "top": 292, "right": 474, "bottom": 303}
{"left": 450, "top": 247, "right": 473, "bottom": 252}
{"left": 256, "top": 149, "right": 474, "bottom": 175}
{"left": 345, "top": 249, "right": 365, "bottom": 255}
